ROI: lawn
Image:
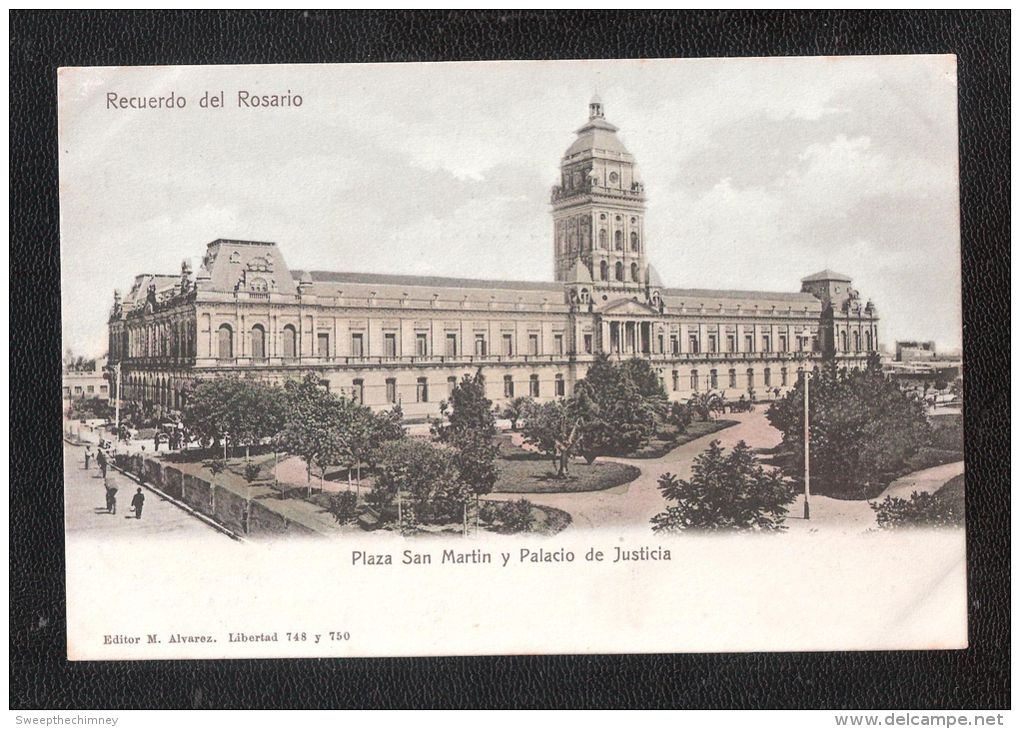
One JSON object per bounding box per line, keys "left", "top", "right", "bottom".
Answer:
{"left": 629, "top": 418, "right": 739, "bottom": 459}
{"left": 493, "top": 447, "right": 640, "bottom": 494}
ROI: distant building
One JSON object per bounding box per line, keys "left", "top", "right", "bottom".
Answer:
{"left": 896, "top": 340, "right": 938, "bottom": 362}
{"left": 63, "top": 357, "right": 109, "bottom": 402}
{"left": 106, "top": 96, "right": 880, "bottom": 417}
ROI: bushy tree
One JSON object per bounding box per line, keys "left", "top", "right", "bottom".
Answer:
{"left": 501, "top": 396, "right": 536, "bottom": 431}
{"left": 520, "top": 398, "right": 588, "bottom": 477}
{"left": 766, "top": 360, "right": 931, "bottom": 498}
{"left": 433, "top": 370, "right": 498, "bottom": 498}
{"left": 651, "top": 440, "right": 795, "bottom": 532}
{"left": 373, "top": 438, "right": 467, "bottom": 524}
{"left": 279, "top": 374, "right": 356, "bottom": 495}
{"left": 573, "top": 354, "right": 656, "bottom": 460}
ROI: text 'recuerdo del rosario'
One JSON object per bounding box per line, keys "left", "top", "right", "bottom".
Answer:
{"left": 105, "top": 89, "right": 304, "bottom": 110}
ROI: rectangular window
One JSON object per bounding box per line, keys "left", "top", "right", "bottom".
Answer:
{"left": 688, "top": 335, "right": 699, "bottom": 354}
{"left": 729, "top": 369, "right": 737, "bottom": 388}
{"left": 415, "top": 332, "right": 428, "bottom": 357}
{"left": 708, "top": 335, "right": 718, "bottom": 354}
{"left": 63, "top": 387, "right": 71, "bottom": 397}
{"left": 352, "top": 379, "right": 364, "bottom": 404}
{"left": 100, "top": 385, "right": 108, "bottom": 394}
{"left": 726, "top": 335, "right": 736, "bottom": 353}
{"left": 350, "top": 333, "right": 363, "bottom": 358}
{"left": 762, "top": 335, "right": 771, "bottom": 352}
{"left": 745, "top": 334, "right": 754, "bottom": 352}
{"left": 657, "top": 335, "right": 664, "bottom": 355}
{"left": 502, "top": 333, "right": 513, "bottom": 357}
{"left": 709, "top": 370, "right": 718, "bottom": 389}
{"left": 445, "top": 332, "right": 457, "bottom": 357}
{"left": 529, "top": 375, "right": 540, "bottom": 397}
{"left": 554, "top": 333, "right": 564, "bottom": 355}
{"left": 385, "top": 378, "right": 397, "bottom": 404}
{"left": 528, "top": 334, "right": 539, "bottom": 356}
{"left": 555, "top": 375, "right": 565, "bottom": 397}
{"left": 779, "top": 335, "right": 788, "bottom": 353}
{"left": 87, "top": 385, "right": 95, "bottom": 393}
{"left": 384, "top": 332, "right": 397, "bottom": 358}
{"left": 670, "top": 336, "right": 679, "bottom": 354}
{"left": 671, "top": 370, "right": 679, "bottom": 392}
{"left": 416, "top": 377, "right": 428, "bottom": 403}
{"left": 781, "top": 368, "right": 788, "bottom": 386}
{"left": 447, "top": 376, "right": 457, "bottom": 396}
{"left": 690, "top": 371, "right": 699, "bottom": 391}
{"left": 583, "top": 334, "right": 593, "bottom": 354}
{"left": 474, "top": 333, "right": 487, "bottom": 357}
{"left": 503, "top": 375, "right": 514, "bottom": 398}
{"left": 74, "top": 386, "right": 83, "bottom": 395}
{"left": 317, "top": 332, "right": 331, "bottom": 358}
{"left": 764, "top": 368, "right": 772, "bottom": 387}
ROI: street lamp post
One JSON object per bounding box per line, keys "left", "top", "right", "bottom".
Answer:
{"left": 113, "top": 363, "right": 122, "bottom": 440}
{"left": 803, "top": 369, "right": 811, "bottom": 520}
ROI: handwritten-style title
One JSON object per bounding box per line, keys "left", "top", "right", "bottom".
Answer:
{"left": 105, "top": 89, "right": 303, "bottom": 110}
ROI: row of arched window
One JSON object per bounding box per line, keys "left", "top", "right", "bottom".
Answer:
{"left": 117, "top": 319, "right": 196, "bottom": 361}
{"left": 840, "top": 329, "right": 875, "bottom": 353}
{"left": 596, "top": 229, "right": 640, "bottom": 252}
{"left": 672, "top": 367, "right": 795, "bottom": 392}
{"left": 595, "top": 260, "right": 641, "bottom": 283}
{"left": 216, "top": 323, "right": 299, "bottom": 361}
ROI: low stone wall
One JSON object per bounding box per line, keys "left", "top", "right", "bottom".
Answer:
{"left": 115, "top": 453, "right": 327, "bottom": 539}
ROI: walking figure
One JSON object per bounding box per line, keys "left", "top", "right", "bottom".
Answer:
{"left": 97, "top": 450, "right": 107, "bottom": 479}
{"left": 105, "top": 484, "right": 118, "bottom": 514}
{"left": 131, "top": 488, "right": 145, "bottom": 520}
{"left": 84, "top": 446, "right": 92, "bottom": 470}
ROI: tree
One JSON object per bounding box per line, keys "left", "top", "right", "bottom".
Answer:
{"left": 520, "top": 398, "right": 587, "bottom": 477}
{"left": 501, "top": 396, "right": 535, "bottom": 431}
{"left": 687, "top": 391, "right": 725, "bottom": 422}
{"left": 181, "top": 377, "right": 237, "bottom": 449}
{"left": 279, "top": 374, "right": 355, "bottom": 496}
{"left": 433, "top": 370, "right": 498, "bottom": 498}
{"left": 572, "top": 354, "right": 656, "bottom": 460}
{"left": 766, "top": 360, "right": 931, "bottom": 499}
{"left": 373, "top": 439, "right": 467, "bottom": 524}
{"left": 651, "top": 440, "right": 795, "bottom": 532}
{"left": 224, "top": 379, "right": 287, "bottom": 460}
{"left": 666, "top": 401, "right": 693, "bottom": 433}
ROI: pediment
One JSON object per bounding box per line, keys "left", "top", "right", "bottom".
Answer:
{"left": 599, "top": 297, "right": 659, "bottom": 316}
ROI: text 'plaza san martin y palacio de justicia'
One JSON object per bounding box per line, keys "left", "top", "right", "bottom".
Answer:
{"left": 106, "top": 95, "right": 880, "bottom": 417}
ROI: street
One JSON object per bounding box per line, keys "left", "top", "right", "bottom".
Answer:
{"left": 63, "top": 440, "right": 230, "bottom": 539}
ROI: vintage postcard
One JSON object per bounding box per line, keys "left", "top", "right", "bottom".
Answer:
{"left": 58, "top": 57, "right": 966, "bottom": 659}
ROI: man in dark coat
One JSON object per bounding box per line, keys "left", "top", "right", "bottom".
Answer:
{"left": 105, "top": 483, "right": 118, "bottom": 514}
{"left": 97, "top": 449, "right": 107, "bottom": 479}
{"left": 131, "top": 488, "right": 145, "bottom": 520}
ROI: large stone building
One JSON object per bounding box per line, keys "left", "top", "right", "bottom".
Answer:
{"left": 107, "top": 96, "right": 880, "bottom": 418}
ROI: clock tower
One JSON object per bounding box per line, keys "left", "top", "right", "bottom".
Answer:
{"left": 551, "top": 95, "right": 650, "bottom": 295}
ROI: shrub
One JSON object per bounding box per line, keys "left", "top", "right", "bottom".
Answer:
{"left": 482, "top": 499, "right": 536, "bottom": 534}
{"left": 328, "top": 491, "right": 359, "bottom": 525}
{"left": 243, "top": 462, "right": 262, "bottom": 483}
{"left": 871, "top": 491, "right": 963, "bottom": 529}
{"left": 651, "top": 440, "right": 795, "bottom": 532}
{"left": 208, "top": 459, "right": 226, "bottom": 476}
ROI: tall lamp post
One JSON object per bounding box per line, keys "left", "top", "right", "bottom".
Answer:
{"left": 803, "top": 369, "right": 811, "bottom": 520}
{"left": 113, "top": 362, "right": 122, "bottom": 440}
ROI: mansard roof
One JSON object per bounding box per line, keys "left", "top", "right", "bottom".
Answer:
{"left": 801, "top": 269, "right": 852, "bottom": 283}
{"left": 290, "top": 270, "right": 563, "bottom": 293}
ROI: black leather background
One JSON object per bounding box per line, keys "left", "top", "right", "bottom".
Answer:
{"left": 9, "top": 10, "right": 1010, "bottom": 710}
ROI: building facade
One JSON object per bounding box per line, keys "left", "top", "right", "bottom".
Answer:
{"left": 107, "top": 97, "right": 880, "bottom": 418}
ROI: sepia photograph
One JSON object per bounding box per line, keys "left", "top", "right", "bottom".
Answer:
{"left": 57, "top": 56, "right": 967, "bottom": 660}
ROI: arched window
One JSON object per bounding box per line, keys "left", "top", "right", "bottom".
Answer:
{"left": 709, "top": 369, "right": 718, "bottom": 389}
{"left": 690, "top": 370, "right": 699, "bottom": 391}
{"left": 251, "top": 324, "right": 266, "bottom": 360}
{"left": 217, "top": 324, "right": 233, "bottom": 360}
{"left": 728, "top": 369, "right": 737, "bottom": 388}
{"left": 866, "top": 330, "right": 873, "bottom": 351}
{"left": 598, "top": 229, "right": 607, "bottom": 249}
{"left": 630, "top": 262, "right": 639, "bottom": 282}
{"left": 746, "top": 368, "right": 755, "bottom": 389}
{"left": 614, "top": 230, "right": 623, "bottom": 250}
{"left": 764, "top": 368, "right": 772, "bottom": 387}
{"left": 615, "top": 262, "right": 624, "bottom": 281}
{"left": 853, "top": 331, "right": 861, "bottom": 352}
{"left": 840, "top": 331, "right": 849, "bottom": 352}
{"left": 630, "top": 231, "right": 639, "bottom": 251}
{"left": 249, "top": 277, "right": 268, "bottom": 293}
{"left": 599, "top": 260, "right": 608, "bottom": 280}
{"left": 282, "top": 324, "right": 297, "bottom": 359}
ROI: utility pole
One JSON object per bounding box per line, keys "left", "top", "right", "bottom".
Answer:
{"left": 803, "top": 370, "right": 811, "bottom": 520}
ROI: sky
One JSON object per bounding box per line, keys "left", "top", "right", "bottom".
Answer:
{"left": 58, "top": 56, "right": 962, "bottom": 357}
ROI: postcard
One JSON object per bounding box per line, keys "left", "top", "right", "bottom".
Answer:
{"left": 59, "top": 56, "right": 966, "bottom": 659}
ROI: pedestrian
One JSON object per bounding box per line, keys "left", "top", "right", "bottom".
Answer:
{"left": 105, "top": 483, "right": 118, "bottom": 514}
{"left": 97, "top": 450, "right": 107, "bottom": 479}
{"left": 84, "top": 446, "right": 92, "bottom": 470}
{"left": 131, "top": 488, "right": 145, "bottom": 520}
